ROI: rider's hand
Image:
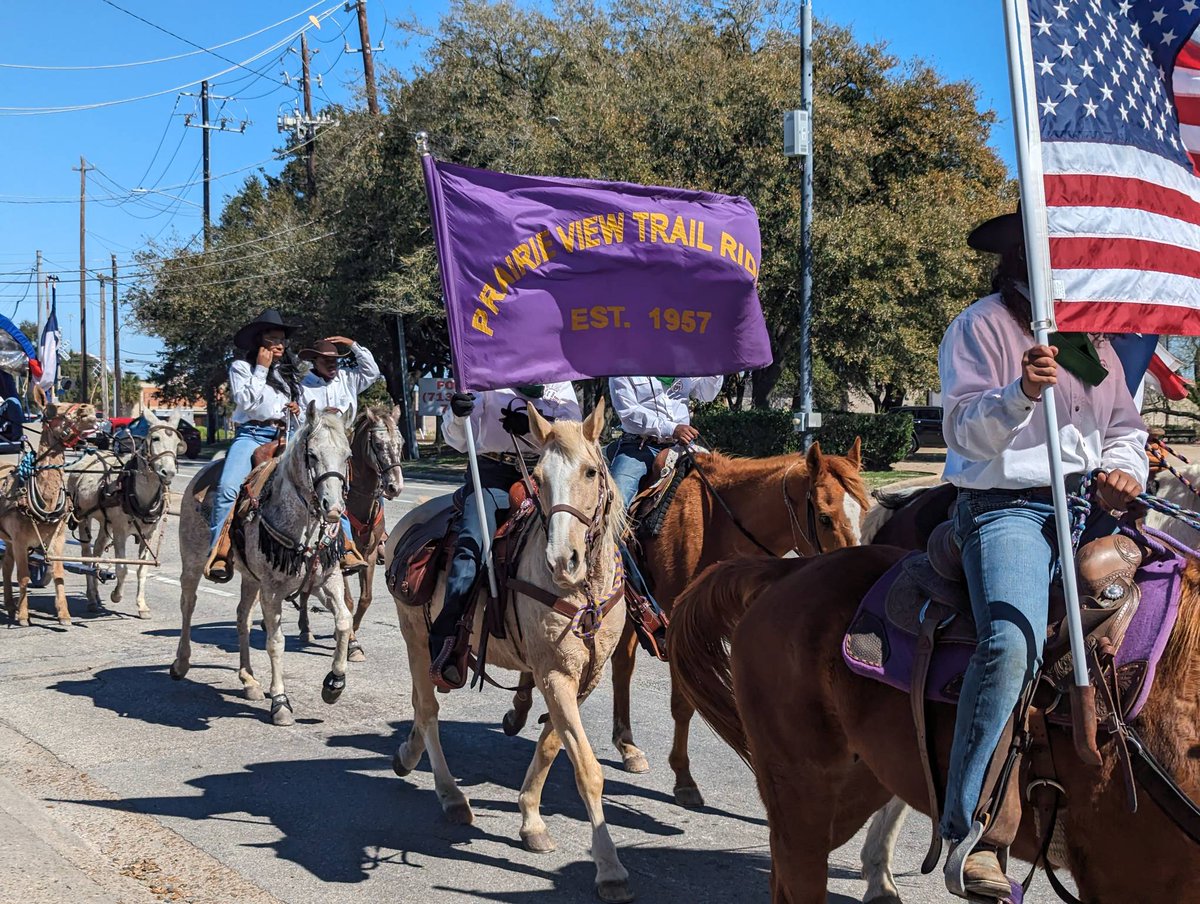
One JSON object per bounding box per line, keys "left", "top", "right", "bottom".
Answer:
{"left": 285, "top": 401, "right": 301, "bottom": 416}
{"left": 673, "top": 423, "right": 699, "bottom": 445}
{"left": 499, "top": 407, "right": 530, "bottom": 437}
{"left": 450, "top": 392, "right": 475, "bottom": 418}
{"left": 1096, "top": 469, "right": 1143, "bottom": 514}
{"left": 323, "top": 335, "right": 352, "bottom": 346}
{"left": 1020, "top": 344, "right": 1058, "bottom": 400}
{"left": 256, "top": 346, "right": 275, "bottom": 369}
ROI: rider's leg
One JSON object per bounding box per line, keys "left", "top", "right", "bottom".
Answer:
{"left": 339, "top": 512, "right": 367, "bottom": 574}
{"left": 205, "top": 425, "right": 274, "bottom": 580}
{"left": 942, "top": 490, "right": 1054, "bottom": 898}
{"left": 606, "top": 439, "right": 656, "bottom": 511}
{"left": 429, "top": 459, "right": 515, "bottom": 688}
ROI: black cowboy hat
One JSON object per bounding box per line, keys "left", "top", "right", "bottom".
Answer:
{"left": 233, "top": 308, "right": 298, "bottom": 351}
{"left": 967, "top": 207, "right": 1024, "bottom": 254}
{"left": 298, "top": 339, "right": 342, "bottom": 361}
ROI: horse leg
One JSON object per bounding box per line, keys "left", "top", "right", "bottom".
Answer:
{"left": 518, "top": 719, "right": 564, "bottom": 852}
{"left": 261, "top": 594, "right": 293, "bottom": 726}
{"left": 130, "top": 527, "right": 152, "bottom": 618}
{"left": 14, "top": 540, "right": 31, "bottom": 626}
{"left": 610, "top": 621, "right": 648, "bottom": 773}
{"left": 110, "top": 524, "right": 127, "bottom": 607}
{"left": 392, "top": 618, "right": 472, "bottom": 824}
{"left": 170, "top": 542, "right": 203, "bottom": 680}
{"left": 49, "top": 526, "right": 70, "bottom": 625}
{"left": 347, "top": 563, "right": 372, "bottom": 662}
{"left": 319, "top": 573, "right": 350, "bottom": 704}
{"left": 79, "top": 519, "right": 101, "bottom": 611}
{"left": 3, "top": 545, "right": 13, "bottom": 624}
{"left": 861, "top": 798, "right": 908, "bottom": 904}
{"left": 541, "top": 672, "right": 631, "bottom": 903}
{"left": 502, "top": 671, "right": 536, "bottom": 736}
{"left": 296, "top": 589, "right": 313, "bottom": 644}
{"left": 236, "top": 580, "right": 263, "bottom": 701}
{"left": 668, "top": 679, "right": 703, "bottom": 808}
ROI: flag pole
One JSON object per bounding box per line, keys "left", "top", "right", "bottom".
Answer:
{"left": 1001, "top": 0, "right": 1100, "bottom": 762}
{"left": 416, "top": 132, "right": 499, "bottom": 600}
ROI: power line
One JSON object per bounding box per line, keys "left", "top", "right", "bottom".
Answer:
{"left": 0, "top": 2, "right": 332, "bottom": 71}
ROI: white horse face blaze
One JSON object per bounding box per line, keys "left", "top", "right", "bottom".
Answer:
{"left": 843, "top": 492, "right": 863, "bottom": 545}
{"left": 538, "top": 444, "right": 596, "bottom": 589}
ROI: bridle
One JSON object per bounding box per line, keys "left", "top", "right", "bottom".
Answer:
{"left": 132, "top": 424, "right": 183, "bottom": 478}
{"left": 363, "top": 422, "right": 405, "bottom": 479}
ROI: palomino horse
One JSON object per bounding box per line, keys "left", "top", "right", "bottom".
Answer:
{"left": 385, "top": 400, "right": 634, "bottom": 903}
{"left": 0, "top": 403, "right": 97, "bottom": 626}
{"left": 67, "top": 409, "right": 186, "bottom": 617}
{"left": 672, "top": 545, "right": 1200, "bottom": 903}
{"left": 171, "top": 405, "right": 353, "bottom": 726}
{"left": 606, "top": 440, "right": 869, "bottom": 808}
{"left": 296, "top": 404, "right": 405, "bottom": 659}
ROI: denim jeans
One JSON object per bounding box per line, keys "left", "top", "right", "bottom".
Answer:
{"left": 940, "top": 488, "right": 1112, "bottom": 840}
{"left": 430, "top": 457, "right": 518, "bottom": 639}
{"left": 209, "top": 423, "right": 279, "bottom": 548}
{"left": 607, "top": 436, "right": 664, "bottom": 510}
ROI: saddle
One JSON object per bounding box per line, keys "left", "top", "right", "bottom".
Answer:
{"left": 629, "top": 445, "right": 693, "bottom": 537}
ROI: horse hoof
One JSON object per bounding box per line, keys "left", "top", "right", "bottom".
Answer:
{"left": 622, "top": 753, "right": 650, "bottom": 774}
{"left": 87, "top": 602, "right": 100, "bottom": 613}
{"left": 597, "top": 879, "right": 635, "bottom": 903}
{"left": 168, "top": 662, "right": 186, "bottom": 681}
{"left": 502, "top": 711, "right": 525, "bottom": 737}
{"left": 137, "top": 609, "right": 150, "bottom": 620}
{"left": 444, "top": 801, "right": 474, "bottom": 826}
{"left": 521, "top": 830, "right": 556, "bottom": 854}
{"left": 673, "top": 786, "right": 705, "bottom": 809}
{"left": 58, "top": 617, "right": 71, "bottom": 626}
{"left": 391, "top": 751, "right": 412, "bottom": 777}
{"left": 303, "top": 633, "right": 316, "bottom": 645}
{"left": 244, "top": 685, "right": 265, "bottom": 702}
{"left": 321, "top": 671, "right": 346, "bottom": 704}
{"left": 17, "top": 618, "right": 30, "bottom": 628}
{"left": 271, "top": 694, "right": 294, "bottom": 726}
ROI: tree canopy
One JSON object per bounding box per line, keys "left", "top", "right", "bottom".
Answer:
{"left": 127, "top": 0, "right": 1011, "bottom": 412}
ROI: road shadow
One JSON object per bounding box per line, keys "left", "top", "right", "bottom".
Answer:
{"left": 52, "top": 663, "right": 269, "bottom": 731}
{"left": 146, "top": 615, "right": 333, "bottom": 656}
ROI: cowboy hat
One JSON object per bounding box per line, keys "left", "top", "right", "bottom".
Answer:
{"left": 233, "top": 308, "right": 298, "bottom": 351}
{"left": 967, "top": 208, "right": 1024, "bottom": 254}
{"left": 298, "top": 339, "right": 343, "bottom": 361}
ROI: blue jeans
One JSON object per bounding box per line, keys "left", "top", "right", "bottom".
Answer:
{"left": 430, "top": 458, "right": 517, "bottom": 639}
{"left": 941, "top": 488, "right": 1112, "bottom": 840}
{"left": 607, "top": 436, "right": 664, "bottom": 510}
{"left": 209, "top": 423, "right": 279, "bottom": 547}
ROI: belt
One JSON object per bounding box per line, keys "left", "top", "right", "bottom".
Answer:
{"left": 482, "top": 451, "right": 537, "bottom": 468}
{"left": 242, "top": 419, "right": 285, "bottom": 429}
{"left": 620, "top": 433, "right": 672, "bottom": 447}
{"left": 1019, "top": 475, "right": 1087, "bottom": 502}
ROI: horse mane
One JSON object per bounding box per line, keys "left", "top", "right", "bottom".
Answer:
{"left": 544, "top": 419, "right": 628, "bottom": 549}
{"left": 1163, "top": 557, "right": 1200, "bottom": 702}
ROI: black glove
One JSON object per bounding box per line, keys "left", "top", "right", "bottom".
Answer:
{"left": 499, "top": 406, "right": 531, "bottom": 437}
{"left": 449, "top": 392, "right": 475, "bottom": 418}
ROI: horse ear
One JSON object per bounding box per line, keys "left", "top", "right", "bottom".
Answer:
{"left": 527, "top": 404, "right": 552, "bottom": 447}
{"left": 806, "top": 440, "right": 823, "bottom": 477}
{"left": 848, "top": 436, "right": 862, "bottom": 470}
{"left": 306, "top": 400, "right": 318, "bottom": 424}
{"left": 583, "top": 396, "right": 606, "bottom": 444}
{"left": 45, "top": 402, "right": 58, "bottom": 420}
{"left": 144, "top": 408, "right": 161, "bottom": 425}
{"left": 168, "top": 409, "right": 182, "bottom": 428}
{"left": 392, "top": 404, "right": 402, "bottom": 426}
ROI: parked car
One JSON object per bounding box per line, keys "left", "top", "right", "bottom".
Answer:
{"left": 110, "top": 415, "right": 203, "bottom": 459}
{"left": 177, "top": 418, "right": 202, "bottom": 459}
{"left": 890, "top": 405, "right": 945, "bottom": 455}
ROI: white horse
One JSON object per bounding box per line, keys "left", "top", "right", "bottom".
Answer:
{"left": 386, "top": 400, "right": 634, "bottom": 903}
{"left": 67, "top": 409, "right": 185, "bottom": 617}
{"left": 171, "top": 404, "right": 353, "bottom": 725}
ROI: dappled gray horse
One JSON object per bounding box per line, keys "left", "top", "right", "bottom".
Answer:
{"left": 171, "top": 404, "right": 353, "bottom": 725}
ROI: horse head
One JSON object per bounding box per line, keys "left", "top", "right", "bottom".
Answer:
{"left": 529, "top": 397, "right": 621, "bottom": 590}
{"left": 139, "top": 409, "right": 186, "bottom": 484}
{"left": 792, "top": 437, "right": 868, "bottom": 551}
{"left": 289, "top": 402, "right": 351, "bottom": 523}
{"left": 43, "top": 402, "right": 98, "bottom": 449}
{"left": 356, "top": 405, "right": 405, "bottom": 500}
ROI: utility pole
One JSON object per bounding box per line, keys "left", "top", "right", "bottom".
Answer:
{"left": 349, "top": 0, "right": 381, "bottom": 114}
{"left": 35, "top": 250, "right": 43, "bottom": 337}
{"left": 301, "top": 33, "right": 317, "bottom": 201}
{"left": 98, "top": 274, "right": 108, "bottom": 417}
{"left": 111, "top": 254, "right": 121, "bottom": 418}
{"left": 390, "top": 314, "right": 419, "bottom": 460}
{"left": 182, "top": 80, "right": 248, "bottom": 249}
{"left": 73, "top": 156, "right": 94, "bottom": 403}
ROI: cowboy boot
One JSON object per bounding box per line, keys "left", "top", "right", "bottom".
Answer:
{"left": 340, "top": 536, "right": 368, "bottom": 575}
{"left": 946, "top": 842, "right": 1012, "bottom": 900}
{"left": 203, "top": 518, "right": 235, "bottom": 584}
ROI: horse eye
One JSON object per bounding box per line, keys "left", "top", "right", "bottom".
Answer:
{"left": 819, "top": 514, "right": 834, "bottom": 528}
{"left": 585, "top": 467, "right": 598, "bottom": 480}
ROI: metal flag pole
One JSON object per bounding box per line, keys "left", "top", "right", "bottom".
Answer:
{"left": 416, "top": 131, "right": 499, "bottom": 599}
{"left": 1001, "top": 0, "right": 1100, "bottom": 762}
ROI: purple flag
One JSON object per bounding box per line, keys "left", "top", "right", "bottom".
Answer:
{"left": 421, "top": 156, "right": 773, "bottom": 392}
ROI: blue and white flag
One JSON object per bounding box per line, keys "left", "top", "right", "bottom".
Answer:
{"left": 38, "top": 295, "right": 60, "bottom": 398}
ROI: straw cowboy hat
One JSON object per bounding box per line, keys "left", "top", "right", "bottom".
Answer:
{"left": 233, "top": 308, "right": 298, "bottom": 351}
{"left": 298, "top": 339, "right": 343, "bottom": 361}
{"left": 967, "top": 208, "right": 1024, "bottom": 254}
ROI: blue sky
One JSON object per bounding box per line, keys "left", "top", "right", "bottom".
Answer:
{"left": 0, "top": 1, "right": 1014, "bottom": 376}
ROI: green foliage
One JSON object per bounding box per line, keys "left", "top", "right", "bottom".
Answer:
{"left": 693, "top": 408, "right": 798, "bottom": 457}
{"left": 818, "top": 411, "right": 914, "bottom": 470}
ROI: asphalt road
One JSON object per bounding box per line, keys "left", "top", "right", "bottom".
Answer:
{"left": 0, "top": 462, "right": 1061, "bottom": 904}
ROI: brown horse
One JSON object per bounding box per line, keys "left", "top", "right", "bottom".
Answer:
{"left": 671, "top": 545, "right": 1200, "bottom": 904}
{"left": 607, "top": 440, "right": 869, "bottom": 807}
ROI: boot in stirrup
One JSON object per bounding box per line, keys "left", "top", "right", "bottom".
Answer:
{"left": 340, "top": 537, "right": 368, "bottom": 575}
{"left": 204, "top": 518, "right": 235, "bottom": 584}
{"left": 945, "top": 825, "right": 1013, "bottom": 901}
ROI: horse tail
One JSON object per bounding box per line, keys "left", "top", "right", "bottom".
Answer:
{"left": 670, "top": 556, "right": 798, "bottom": 766}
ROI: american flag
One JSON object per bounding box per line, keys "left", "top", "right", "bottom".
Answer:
{"left": 1029, "top": 0, "right": 1200, "bottom": 334}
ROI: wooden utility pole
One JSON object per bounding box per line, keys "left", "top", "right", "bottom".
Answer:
{"left": 301, "top": 33, "right": 317, "bottom": 201}
{"left": 73, "top": 156, "right": 94, "bottom": 402}
{"left": 354, "top": 0, "right": 380, "bottom": 115}
{"left": 201, "top": 80, "right": 211, "bottom": 247}
{"left": 98, "top": 274, "right": 108, "bottom": 416}
{"left": 35, "top": 250, "right": 43, "bottom": 337}
{"left": 111, "top": 254, "right": 121, "bottom": 418}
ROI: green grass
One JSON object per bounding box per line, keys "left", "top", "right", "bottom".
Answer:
{"left": 862, "top": 469, "right": 931, "bottom": 490}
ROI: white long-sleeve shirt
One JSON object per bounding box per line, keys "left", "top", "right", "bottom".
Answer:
{"left": 442, "top": 383, "right": 581, "bottom": 457}
{"left": 940, "top": 294, "right": 1149, "bottom": 490}
{"left": 298, "top": 342, "right": 382, "bottom": 421}
{"left": 228, "top": 359, "right": 293, "bottom": 426}
{"left": 609, "top": 376, "right": 724, "bottom": 440}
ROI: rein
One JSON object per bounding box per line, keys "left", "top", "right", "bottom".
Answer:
{"left": 689, "top": 454, "right": 809, "bottom": 557}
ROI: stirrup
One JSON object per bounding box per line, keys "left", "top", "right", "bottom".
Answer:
{"left": 945, "top": 821, "right": 986, "bottom": 900}
{"left": 430, "top": 635, "right": 468, "bottom": 692}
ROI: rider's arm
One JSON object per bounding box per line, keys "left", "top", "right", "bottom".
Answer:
{"left": 940, "top": 309, "right": 1038, "bottom": 462}
{"left": 1100, "top": 353, "right": 1151, "bottom": 488}
{"left": 609, "top": 377, "right": 675, "bottom": 438}
{"left": 228, "top": 359, "right": 274, "bottom": 418}
{"left": 441, "top": 392, "right": 485, "bottom": 453}
{"left": 545, "top": 382, "right": 581, "bottom": 422}
{"left": 683, "top": 375, "right": 723, "bottom": 403}
{"left": 348, "top": 342, "right": 382, "bottom": 393}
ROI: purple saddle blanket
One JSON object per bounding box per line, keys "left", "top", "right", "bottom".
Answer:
{"left": 842, "top": 539, "right": 1186, "bottom": 721}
